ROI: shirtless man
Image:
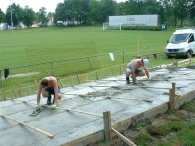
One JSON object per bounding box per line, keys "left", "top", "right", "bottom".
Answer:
{"left": 37, "top": 76, "right": 62, "bottom": 110}
{"left": 125, "top": 59, "right": 152, "bottom": 84}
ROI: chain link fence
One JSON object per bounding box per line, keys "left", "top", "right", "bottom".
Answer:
{"left": 0, "top": 44, "right": 167, "bottom": 101}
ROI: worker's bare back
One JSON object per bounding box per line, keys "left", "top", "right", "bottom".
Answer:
{"left": 42, "top": 76, "right": 57, "bottom": 88}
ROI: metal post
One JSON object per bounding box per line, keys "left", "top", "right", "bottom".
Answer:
{"left": 0, "top": 70, "right": 2, "bottom": 87}
{"left": 10, "top": 0, "right": 13, "bottom": 32}
{"left": 87, "top": 57, "right": 92, "bottom": 68}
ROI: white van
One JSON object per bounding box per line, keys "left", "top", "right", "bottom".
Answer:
{"left": 165, "top": 28, "right": 195, "bottom": 58}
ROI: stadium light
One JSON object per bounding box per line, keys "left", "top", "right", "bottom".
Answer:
{"left": 10, "top": 0, "right": 13, "bottom": 32}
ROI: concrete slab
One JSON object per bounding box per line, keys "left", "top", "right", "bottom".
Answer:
{"left": 1, "top": 67, "right": 195, "bottom": 146}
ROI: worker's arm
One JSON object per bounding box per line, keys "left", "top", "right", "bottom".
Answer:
{"left": 144, "top": 68, "right": 150, "bottom": 78}
{"left": 131, "top": 65, "right": 137, "bottom": 81}
{"left": 53, "top": 80, "right": 59, "bottom": 105}
{"left": 37, "top": 84, "right": 42, "bottom": 105}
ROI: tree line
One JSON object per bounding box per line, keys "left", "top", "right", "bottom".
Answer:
{"left": 0, "top": 0, "right": 194, "bottom": 28}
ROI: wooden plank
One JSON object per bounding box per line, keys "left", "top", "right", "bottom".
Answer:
{"left": 12, "top": 99, "right": 103, "bottom": 118}
{"left": 111, "top": 127, "right": 136, "bottom": 146}
{"left": 0, "top": 113, "right": 54, "bottom": 138}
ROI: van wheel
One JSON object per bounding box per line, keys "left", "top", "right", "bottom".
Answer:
{"left": 186, "top": 51, "right": 191, "bottom": 58}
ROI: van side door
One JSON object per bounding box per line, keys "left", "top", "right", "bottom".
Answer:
{"left": 188, "top": 33, "right": 195, "bottom": 54}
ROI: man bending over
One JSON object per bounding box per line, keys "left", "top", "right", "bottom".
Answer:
{"left": 37, "top": 76, "right": 62, "bottom": 110}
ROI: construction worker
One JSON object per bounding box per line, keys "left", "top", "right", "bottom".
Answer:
{"left": 125, "top": 58, "right": 152, "bottom": 84}
{"left": 36, "top": 76, "right": 62, "bottom": 110}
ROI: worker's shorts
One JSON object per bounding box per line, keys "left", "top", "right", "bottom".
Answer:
{"left": 126, "top": 67, "right": 143, "bottom": 75}
{"left": 43, "top": 86, "right": 61, "bottom": 95}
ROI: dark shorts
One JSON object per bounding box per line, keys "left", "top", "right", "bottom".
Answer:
{"left": 44, "top": 86, "right": 61, "bottom": 95}
{"left": 126, "top": 66, "right": 143, "bottom": 75}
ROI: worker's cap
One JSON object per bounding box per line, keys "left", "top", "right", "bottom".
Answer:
{"left": 143, "top": 59, "right": 149, "bottom": 68}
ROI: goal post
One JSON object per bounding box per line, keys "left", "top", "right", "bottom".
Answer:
{"left": 103, "top": 22, "right": 121, "bottom": 31}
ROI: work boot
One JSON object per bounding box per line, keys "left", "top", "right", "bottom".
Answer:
{"left": 126, "top": 80, "right": 130, "bottom": 84}
{"left": 126, "top": 77, "right": 130, "bottom": 84}
{"left": 47, "top": 96, "right": 52, "bottom": 105}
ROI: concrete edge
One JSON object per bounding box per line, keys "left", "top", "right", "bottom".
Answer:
{"left": 61, "top": 91, "right": 195, "bottom": 146}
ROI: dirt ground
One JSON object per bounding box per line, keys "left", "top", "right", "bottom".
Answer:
{"left": 89, "top": 99, "right": 195, "bottom": 146}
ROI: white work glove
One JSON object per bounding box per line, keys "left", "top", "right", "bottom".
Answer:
{"left": 148, "top": 77, "right": 153, "bottom": 81}
{"left": 135, "top": 80, "right": 139, "bottom": 84}
{"left": 36, "top": 104, "right": 41, "bottom": 110}
{"left": 51, "top": 104, "right": 57, "bottom": 110}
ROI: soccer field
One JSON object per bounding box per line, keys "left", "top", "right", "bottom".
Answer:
{"left": 0, "top": 26, "right": 173, "bottom": 69}
{"left": 0, "top": 26, "right": 177, "bottom": 97}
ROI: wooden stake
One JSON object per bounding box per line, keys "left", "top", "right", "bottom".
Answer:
{"left": 2, "top": 90, "right": 6, "bottom": 101}
{"left": 0, "top": 113, "right": 54, "bottom": 138}
{"left": 111, "top": 127, "right": 136, "bottom": 146}
{"left": 12, "top": 86, "right": 17, "bottom": 98}
{"left": 59, "top": 79, "right": 64, "bottom": 88}
{"left": 189, "top": 56, "right": 192, "bottom": 66}
{"left": 96, "top": 72, "right": 98, "bottom": 80}
{"left": 104, "top": 70, "right": 108, "bottom": 78}
{"left": 34, "top": 80, "right": 38, "bottom": 92}
{"left": 70, "top": 75, "right": 74, "bottom": 86}
{"left": 18, "top": 82, "right": 22, "bottom": 97}
{"left": 26, "top": 84, "right": 31, "bottom": 95}
{"left": 111, "top": 66, "right": 114, "bottom": 76}
{"left": 120, "top": 65, "right": 123, "bottom": 75}
{"left": 169, "top": 88, "right": 175, "bottom": 110}
{"left": 77, "top": 75, "right": 80, "bottom": 84}
{"left": 103, "top": 111, "right": 111, "bottom": 140}
{"left": 85, "top": 74, "right": 88, "bottom": 82}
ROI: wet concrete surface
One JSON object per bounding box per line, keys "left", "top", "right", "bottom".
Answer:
{"left": 1, "top": 67, "right": 195, "bottom": 146}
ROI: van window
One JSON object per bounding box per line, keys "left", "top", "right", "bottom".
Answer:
{"left": 188, "top": 34, "right": 194, "bottom": 42}
{"left": 170, "top": 33, "right": 189, "bottom": 43}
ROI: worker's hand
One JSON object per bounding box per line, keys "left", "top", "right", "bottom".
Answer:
{"left": 51, "top": 104, "right": 57, "bottom": 110}
{"left": 148, "top": 77, "right": 153, "bottom": 81}
{"left": 36, "top": 104, "right": 41, "bottom": 110}
{"left": 135, "top": 80, "right": 139, "bottom": 84}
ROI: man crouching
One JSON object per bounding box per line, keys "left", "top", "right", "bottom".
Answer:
{"left": 37, "top": 76, "right": 62, "bottom": 110}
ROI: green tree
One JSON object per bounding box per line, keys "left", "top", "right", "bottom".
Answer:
{"left": 88, "top": 0, "right": 102, "bottom": 24}
{"left": 47, "top": 12, "right": 54, "bottom": 17}
{"left": 71, "top": 0, "right": 90, "bottom": 24}
{"left": 123, "top": 0, "right": 146, "bottom": 15}
{"left": 38, "top": 7, "right": 47, "bottom": 26}
{"left": 99, "top": 0, "right": 118, "bottom": 22}
{"left": 5, "top": 3, "right": 23, "bottom": 26}
{"left": 0, "top": 9, "right": 6, "bottom": 23}
{"left": 54, "top": 2, "right": 66, "bottom": 24}
{"left": 22, "top": 6, "right": 36, "bottom": 28}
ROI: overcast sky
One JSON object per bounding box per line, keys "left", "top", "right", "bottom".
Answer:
{"left": 0, "top": 0, "right": 127, "bottom": 13}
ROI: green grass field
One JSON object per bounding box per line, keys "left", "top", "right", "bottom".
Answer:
{"left": 0, "top": 26, "right": 174, "bottom": 68}
{"left": 0, "top": 26, "right": 184, "bottom": 100}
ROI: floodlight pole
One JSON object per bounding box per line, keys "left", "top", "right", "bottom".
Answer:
{"left": 10, "top": 0, "right": 13, "bottom": 32}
